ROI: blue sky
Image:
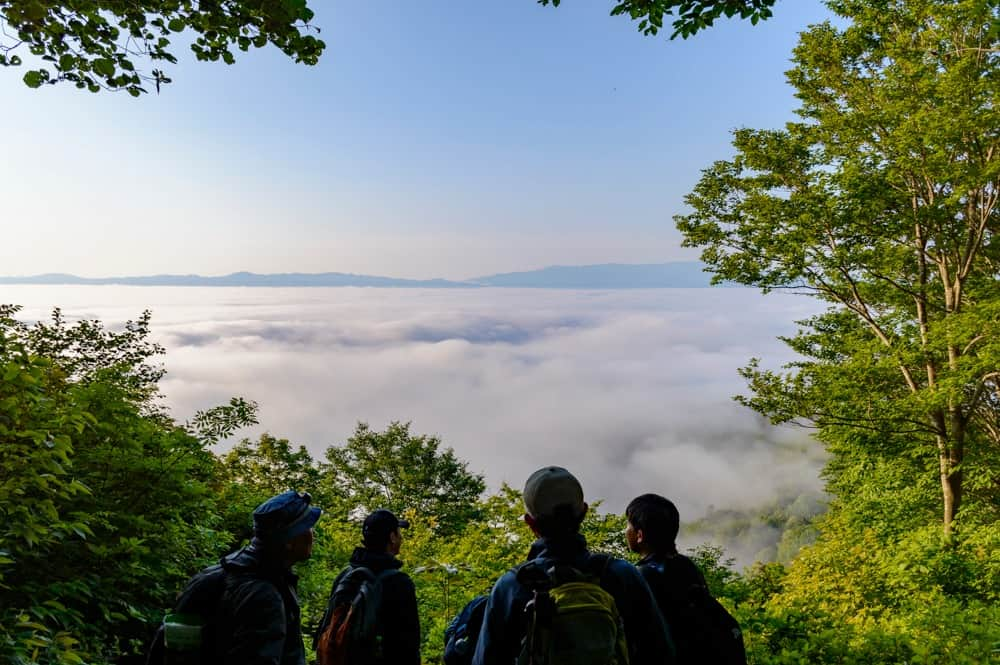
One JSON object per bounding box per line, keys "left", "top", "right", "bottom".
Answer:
{"left": 2, "top": 0, "right": 833, "bottom": 279}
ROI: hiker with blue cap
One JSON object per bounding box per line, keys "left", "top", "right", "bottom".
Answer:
{"left": 217, "top": 490, "right": 322, "bottom": 664}
{"left": 149, "top": 490, "right": 322, "bottom": 665}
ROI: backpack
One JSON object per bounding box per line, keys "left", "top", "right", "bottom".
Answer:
{"left": 645, "top": 557, "right": 746, "bottom": 665}
{"left": 315, "top": 565, "right": 399, "bottom": 665}
{"left": 514, "top": 553, "right": 629, "bottom": 665}
{"left": 691, "top": 593, "right": 745, "bottom": 665}
{"left": 443, "top": 595, "right": 489, "bottom": 665}
{"left": 145, "top": 560, "right": 230, "bottom": 665}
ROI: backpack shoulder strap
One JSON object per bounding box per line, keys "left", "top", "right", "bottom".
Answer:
{"left": 639, "top": 556, "right": 665, "bottom": 574}
{"left": 514, "top": 558, "right": 555, "bottom": 591}
{"left": 585, "top": 552, "right": 613, "bottom": 582}
{"left": 373, "top": 567, "right": 402, "bottom": 582}
{"left": 346, "top": 564, "right": 377, "bottom": 579}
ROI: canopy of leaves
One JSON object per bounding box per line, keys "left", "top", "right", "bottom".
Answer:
{"left": 2, "top": 301, "right": 998, "bottom": 663}
{"left": 0, "top": 305, "right": 256, "bottom": 663}
{"left": 0, "top": 0, "right": 324, "bottom": 95}
{"left": 217, "top": 432, "right": 321, "bottom": 546}
{"left": 0, "top": 0, "right": 779, "bottom": 96}
{"left": 322, "top": 421, "right": 487, "bottom": 537}
{"left": 538, "top": 0, "right": 777, "bottom": 38}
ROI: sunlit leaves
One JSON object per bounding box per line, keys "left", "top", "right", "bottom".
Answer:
{"left": 538, "top": 0, "right": 777, "bottom": 39}
{"left": 676, "top": 0, "right": 1000, "bottom": 535}
{"left": 322, "top": 421, "right": 487, "bottom": 537}
{"left": 0, "top": 0, "right": 325, "bottom": 95}
{"left": 0, "top": 306, "right": 251, "bottom": 663}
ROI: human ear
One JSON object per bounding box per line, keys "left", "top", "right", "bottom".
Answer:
{"left": 523, "top": 513, "right": 540, "bottom": 536}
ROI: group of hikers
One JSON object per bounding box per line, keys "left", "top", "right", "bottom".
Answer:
{"left": 150, "top": 466, "right": 746, "bottom": 665}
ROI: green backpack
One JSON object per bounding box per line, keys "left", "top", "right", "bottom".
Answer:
{"left": 515, "top": 554, "right": 629, "bottom": 665}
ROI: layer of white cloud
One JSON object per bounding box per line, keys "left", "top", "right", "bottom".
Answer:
{"left": 8, "top": 285, "right": 825, "bottom": 528}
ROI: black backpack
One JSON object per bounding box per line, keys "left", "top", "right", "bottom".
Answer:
{"left": 643, "top": 556, "right": 746, "bottom": 665}
{"left": 443, "top": 595, "right": 489, "bottom": 665}
{"left": 315, "top": 565, "right": 400, "bottom": 665}
{"left": 145, "top": 560, "right": 230, "bottom": 665}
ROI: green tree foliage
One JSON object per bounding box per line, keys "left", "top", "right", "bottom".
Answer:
{"left": 218, "top": 432, "right": 321, "bottom": 545}
{"left": 3, "top": 301, "right": 998, "bottom": 663}
{"left": 672, "top": 2, "right": 1000, "bottom": 662}
{"left": 0, "top": 0, "right": 324, "bottom": 95}
{"left": 727, "top": 519, "right": 1000, "bottom": 664}
{"left": 0, "top": 309, "right": 94, "bottom": 664}
{"left": 321, "top": 421, "right": 487, "bottom": 536}
{"left": 538, "top": 0, "right": 777, "bottom": 38}
{"left": 676, "top": 0, "right": 1000, "bottom": 537}
{"left": 0, "top": 305, "right": 256, "bottom": 664}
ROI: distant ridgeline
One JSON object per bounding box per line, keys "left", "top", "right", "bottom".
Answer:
{"left": 0, "top": 263, "right": 728, "bottom": 289}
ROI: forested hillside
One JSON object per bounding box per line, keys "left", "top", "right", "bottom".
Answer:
{"left": 1, "top": 295, "right": 997, "bottom": 664}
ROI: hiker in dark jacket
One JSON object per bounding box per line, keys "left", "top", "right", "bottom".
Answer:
{"left": 214, "top": 490, "right": 321, "bottom": 665}
{"left": 471, "top": 466, "right": 676, "bottom": 665}
{"left": 324, "top": 508, "right": 421, "bottom": 665}
{"left": 626, "top": 493, "right": 746, "bottom": 665}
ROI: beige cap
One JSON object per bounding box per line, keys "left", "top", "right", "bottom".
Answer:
{"left": 523, "top": 466, "right": 585, "bottom": 519}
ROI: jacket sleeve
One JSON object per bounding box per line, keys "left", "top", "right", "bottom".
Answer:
{"left": 614, "top": 561, "right": 676, "bottom": 665}
{"left": 224, "top": 580, "right": 287, "bottom": 665}
{"left": 381, "top": 572, "right": 421, "bottom": 665}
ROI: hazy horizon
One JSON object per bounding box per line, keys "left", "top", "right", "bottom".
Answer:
{"left": 0, "top": 259, "right": 703, "bottom": 281}
{"left": 0, "top": 261, "right": 721, "bottom": 290}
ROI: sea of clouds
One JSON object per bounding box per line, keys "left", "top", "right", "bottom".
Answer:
{"left": 8, "top": 285, "right": 826, "bottom": 559}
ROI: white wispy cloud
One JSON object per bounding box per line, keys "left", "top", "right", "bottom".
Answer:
{"left": 9, "top": 285, "right": 825, "bottom": 538}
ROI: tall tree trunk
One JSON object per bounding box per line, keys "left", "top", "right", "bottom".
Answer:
{"left": 937, "top": 435, "right": 956, "bottom": 537}
{"left": 936, "top": 419, "right": 965, "bottom": 537}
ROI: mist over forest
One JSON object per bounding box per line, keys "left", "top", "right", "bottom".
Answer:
{"left": 9, "top": 285, "right": 826, "bottom": 569}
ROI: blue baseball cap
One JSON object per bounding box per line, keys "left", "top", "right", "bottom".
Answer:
{"left": 253, "top": 491, "right": 322, "bottom": 543}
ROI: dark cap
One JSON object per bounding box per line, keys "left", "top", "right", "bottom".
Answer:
{"left": 523, "top": 466, "right": 585, "bottom": 520}
{"left": 362, "top": 509, "right": 409, "bottom": 548}
{"left": 253, "top": 490, "right": 321, "bottom": 543}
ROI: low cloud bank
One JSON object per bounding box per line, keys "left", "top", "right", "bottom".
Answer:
{"left": 10, "top": 285, "right": 826, "bottom": 563}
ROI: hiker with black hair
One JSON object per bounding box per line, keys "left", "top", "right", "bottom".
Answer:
{"left": 471, "top": 466, "right": 675, "bottom": 665}
{"left": 315, "top": 509, "right": 420, "bottom": 665}
{"left": 625, "top": 493, "right": 747, "bottom": 665}
{"left": 148, "top": 490, "right": 322, "bottom": 665}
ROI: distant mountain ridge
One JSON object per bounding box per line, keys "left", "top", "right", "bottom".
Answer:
{"left": 0, "top": 262, "right": 720, "bottom": 289}
{"left": 468, "top": 262, "right": 716, "bottom": 288}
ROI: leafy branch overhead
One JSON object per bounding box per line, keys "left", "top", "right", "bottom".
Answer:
{"left": 0, "top": 0, "right": 777, "bottom": 96}
{"left": 538, "top": 0, "right": 778, "bottom": 38}
{"left": 0, "top": 0, "right": 325, "bottom": 95}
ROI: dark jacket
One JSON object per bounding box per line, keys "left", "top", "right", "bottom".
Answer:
{"left": 637, "top": 552, "right": 745, "bottom": 665}
{"left": 212, "top": 545, "right": 305, "bottom": 665}
{"left": 328, "top": 547, "right": 422, "bottom": 665}
{"left": 471, "top": 533, "right": 676, "bottom": 665}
